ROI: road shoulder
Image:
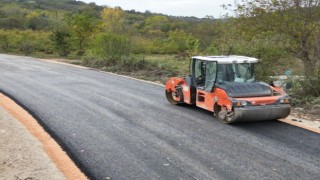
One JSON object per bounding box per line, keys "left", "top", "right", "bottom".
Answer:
{"left": 0, "top": 93, "right": 87, "bottom": 179}
{"left": 280, "top": 115, "right": 320, "bottom": 134}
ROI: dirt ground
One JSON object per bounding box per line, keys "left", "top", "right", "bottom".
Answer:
{"left": 280, "top": 108, "right": 320, "bottom": 134}
{"left": 0, "top": 105, "right": 66, "bottom": 180}
{"left": 0, "top": 94, "right": 87, "bottom": 180}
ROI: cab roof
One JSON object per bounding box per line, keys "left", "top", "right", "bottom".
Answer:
{"left": 192, "top": 55, "right": 259, "bottom": 64}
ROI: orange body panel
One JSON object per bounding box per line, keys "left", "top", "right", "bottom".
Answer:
{"left": 165, "top": 77, "right": 185, "bottom": 92}
{"left": 166, "top": 77, "right": 232, "bottom": 112}
{"left": 193, "top": 88, "right": 232, "bottom": 112}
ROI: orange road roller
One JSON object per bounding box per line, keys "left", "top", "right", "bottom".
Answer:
{"left": 165, "top": 56, "right": 291, "bottom": 123}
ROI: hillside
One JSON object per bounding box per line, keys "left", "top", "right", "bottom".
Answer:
{"left": 0, "top": 0, "right": 215, "bottom": 51}
{"left": 0, "top": 0, "right": 90, "bottom": 11}
{"left": 0, "top": 0, "right": 213, "bottom": 28}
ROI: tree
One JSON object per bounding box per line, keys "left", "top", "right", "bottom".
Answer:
{"left": 168, "top": 29, "right": 199, "bottom": 57}
{"left": 142, "top": 15, "right": 170, "bottom": 36}
{"left": 230, "top": 0, "right": 320, "bottom": 75}
{"left": 0, "top": 31, "right": 9, "bottom": 51}
{"left": 101, "top": 7, "right": 125, "bottom": 33}
{"left": 0, "top": 4, "right": 27, "bottom": 29}
{"left": 90, "top": 33, "right": 131, "bottom": 59}
{"left": 25, "top": 11, "right": 49, "bottom": 30}
{"left": 67, "top": 13, "right": 97, "bottom": 54}
{"left": 50, "top": 30, "right": 71, "bottom": 56}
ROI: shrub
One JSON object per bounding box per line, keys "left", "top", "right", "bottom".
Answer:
{"left": 0, "top": 34, "right": 9, "bottom": 51}
{"left": 286, "top": 70, "right": 320, "bottom": 106}
{"left": 20, "top": 41, "right": 35, "bottom": 55}
{"left": 50, "top": 30, "right": 71, "bottom": 57}
{"left": 0, "top": 29, "right": 52, "bottom": 54}
{"left": 86, "top": 33, "right": 131, "bottom": 62}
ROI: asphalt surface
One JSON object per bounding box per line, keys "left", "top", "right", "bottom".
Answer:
{"left": 1, "top": 54, "right": 320, "bottom": 180}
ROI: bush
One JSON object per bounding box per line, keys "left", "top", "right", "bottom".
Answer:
{"left": 293, "top": 75, "right": 320, "bottom": 97}
{"left": 0, "top": 29, "right": 52, "bottom": 54}
{"left": 50, "top": 30, "right": 71, "bottom": 57}
{"left": 167, "top": 30, "right": 199, "bottom": 57}
{"left": 84, "top": 33, "right": 131, "bottom": 65}
{"left": 0, "top": 34, "right": 9, "bottom": 51}
{"left": 285, "top": 71, "right": 320, "bottom": 107}
{"left": 20, "top": 41, "right": 35, "bottom": 55}
{"left": 82, "top": 51, "right": 144, "bottom": 70}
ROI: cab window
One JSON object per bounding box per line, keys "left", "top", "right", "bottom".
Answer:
{"left": 205, "top": 62, "right": 217, "bottom": 91}
{"left": 194, "top": 59, "right": 206, "bottom": 87}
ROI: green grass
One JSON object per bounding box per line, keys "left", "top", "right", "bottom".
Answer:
{"left": 135, "top": 54, "right": 190, "bottom": 76}
{"left": 31, "top": 51, "right": 82, "bottom": 60}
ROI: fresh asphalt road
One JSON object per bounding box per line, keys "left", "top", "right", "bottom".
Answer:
{"left": 0, "top": 54, "right": 319, "bottom": 180}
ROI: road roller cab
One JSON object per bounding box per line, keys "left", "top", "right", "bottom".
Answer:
{"left": 165, "top": 56, "right": 291, "bottom": 123}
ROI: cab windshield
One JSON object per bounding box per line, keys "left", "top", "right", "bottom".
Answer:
{"left": 217, "top": 63, "right": 255, "bottom": 82}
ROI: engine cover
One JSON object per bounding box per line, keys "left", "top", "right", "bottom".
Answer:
{"left": 216, "top": 82, "right": 272, "bottom": 98}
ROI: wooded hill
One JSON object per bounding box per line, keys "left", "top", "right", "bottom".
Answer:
{"left": 0, "top": 0, "right": 215, "bottom": 52}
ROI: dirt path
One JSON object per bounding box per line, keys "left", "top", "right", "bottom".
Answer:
{"left": 0, "top": 93, "right": 87, "bottom": 180}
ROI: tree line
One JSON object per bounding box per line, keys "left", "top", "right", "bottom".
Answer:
{"left": 0, "top": 0, "right": 208, "bottom": 56}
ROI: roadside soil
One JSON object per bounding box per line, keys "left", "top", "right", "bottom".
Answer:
{"left": 282, "top": 108, "right": 320, "bottom": 134}
{"left": 0, "top": 105, "right": 66, "bottom": 180}
{"left": 291, "top": 107, "right": 320, "bottom": 121}
{"left": 0, "top": 94, "right": 87, "bottom": 180}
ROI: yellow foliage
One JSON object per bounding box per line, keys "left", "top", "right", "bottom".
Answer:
{"left": 101, "top": 7, "right": 125, "bottom": 33}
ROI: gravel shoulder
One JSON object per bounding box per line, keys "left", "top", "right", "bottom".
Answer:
{"left": 0, "top": 93, "right": 87, "bottom": 180}
{"left": 0, "top": 105, "right": 66, "bottom": 179}
{"left": 280, "top": 115, "right": 320, "bottom": 134}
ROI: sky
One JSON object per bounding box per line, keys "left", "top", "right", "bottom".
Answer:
{"left": 80, "top": 0, "right": 235, "bottom": 18}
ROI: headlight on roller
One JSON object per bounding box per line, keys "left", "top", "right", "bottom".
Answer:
{"left": 233, "top": 100, "right": 249, "bottom": 107}
{"left": 278, "top": 97, "right": 291, "bottom": 104}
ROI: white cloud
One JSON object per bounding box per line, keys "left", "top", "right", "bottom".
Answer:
{"left": 81, "top": 0, "right": 234, "bottom": 18}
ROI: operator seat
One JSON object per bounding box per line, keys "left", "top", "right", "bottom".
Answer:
{"left": 226, "top": 65, "right": 235, "bottom": 82}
